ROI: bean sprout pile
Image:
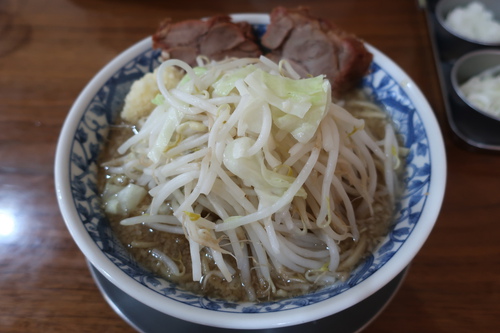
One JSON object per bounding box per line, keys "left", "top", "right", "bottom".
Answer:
{"left": 101, "top": 55, "right": 401, "bottom": 301}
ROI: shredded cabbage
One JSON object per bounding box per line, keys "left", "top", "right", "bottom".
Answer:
{"left": 223, "top": 137, "right": 307, "bottom": 203}
{"left": 103, "top": 183, "right": 147, "bottom": 215}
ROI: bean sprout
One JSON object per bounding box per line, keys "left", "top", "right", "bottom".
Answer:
{"left": 102, "top": 56, "right": 401, "bottom": 301}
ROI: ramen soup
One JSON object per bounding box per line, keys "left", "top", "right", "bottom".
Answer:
{"left": 98, "top": 56, "right": 403, "bottom": 302}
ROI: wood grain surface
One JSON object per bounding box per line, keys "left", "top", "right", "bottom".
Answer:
{"left": 0, "top": 0, "right": 499, "bottom": 332}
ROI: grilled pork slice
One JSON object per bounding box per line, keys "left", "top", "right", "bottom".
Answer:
{"left": 152, "top": 15, "right": 262, "bottom": 66}
{"left": 261, "top": 7, "right": 373, "bottom": 96}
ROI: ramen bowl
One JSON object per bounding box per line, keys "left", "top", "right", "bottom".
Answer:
{"left": 54, "top": 13, "right": 446, "bottom": 330}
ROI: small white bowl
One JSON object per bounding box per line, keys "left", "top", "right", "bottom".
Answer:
{"left": 55, "top": 13, "right": 447, "bottom": 330}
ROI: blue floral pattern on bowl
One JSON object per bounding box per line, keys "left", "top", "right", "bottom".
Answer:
{"left": 68, "top": 25, "right": 431, "bottom": 314}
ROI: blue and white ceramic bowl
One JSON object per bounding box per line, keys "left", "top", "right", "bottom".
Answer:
{"left": 55, "top": 14, "right": 446, "bottom": 330}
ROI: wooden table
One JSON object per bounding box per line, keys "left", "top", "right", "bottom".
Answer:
{"left": 1, "top": 0, "right": 499, "bottom": 332}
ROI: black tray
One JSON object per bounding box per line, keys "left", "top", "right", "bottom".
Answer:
{"left": 422, "top": 0, "right": 500, "bottom": 152}
{"left": 89, "top": 262, "right": 409, "bottom": 333}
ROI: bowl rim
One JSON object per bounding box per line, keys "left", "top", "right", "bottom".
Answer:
{"left": 54, "top": 13, "right": 447, "bottom": 329}
{"left": 450, "top": 49, "right": 500, "bottom": 122}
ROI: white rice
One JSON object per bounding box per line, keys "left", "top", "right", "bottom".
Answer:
{"left": 460, "top": 68, "right": 500, "bottom": 118}
{"left": 445, "top": 1, "right": 500, "bottom": 43}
